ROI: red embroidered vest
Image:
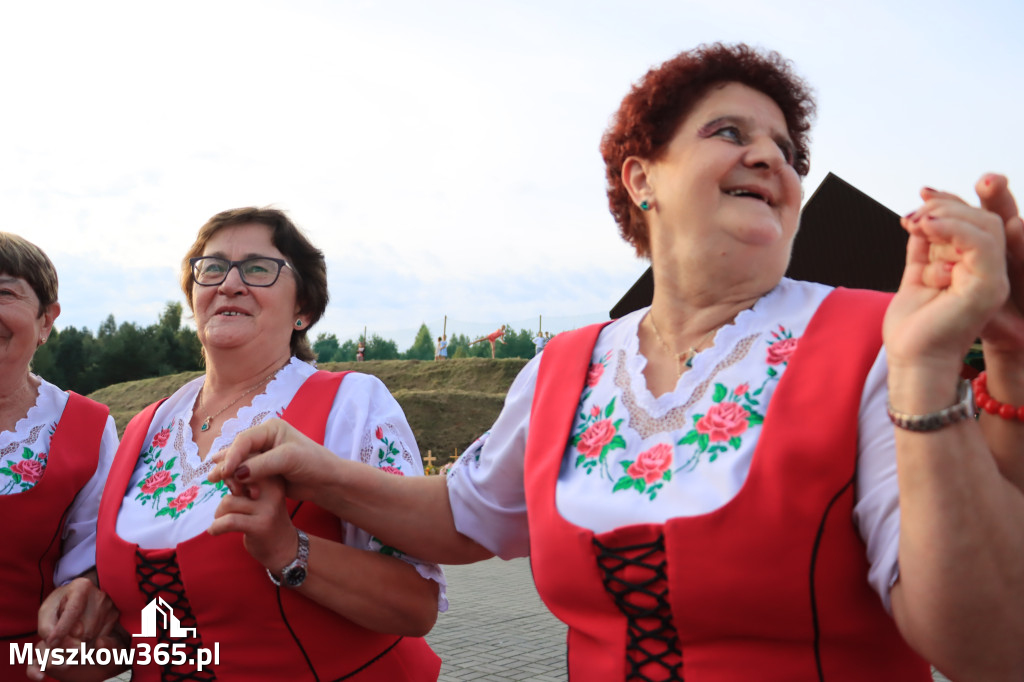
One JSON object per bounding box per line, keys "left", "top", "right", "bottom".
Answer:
{"left": 97, "top": 371, "right": 441, "bottom": 681}
{"left": 0, "top": 393, "right": 108, "bottom": 681}
{"left": 525, "top": 289, "right": 931, "bottom": 681}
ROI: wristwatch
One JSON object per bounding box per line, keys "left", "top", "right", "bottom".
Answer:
{"left": 267, "top": 529, "right": 309, "bottom": 588}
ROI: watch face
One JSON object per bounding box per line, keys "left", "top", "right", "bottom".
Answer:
{"left": 284, "top": 566, "right": 307, "bottom": 587}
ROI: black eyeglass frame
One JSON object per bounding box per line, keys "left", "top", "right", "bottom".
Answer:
{"left": 189, "top": 256, "right": 293, "bottom": 287}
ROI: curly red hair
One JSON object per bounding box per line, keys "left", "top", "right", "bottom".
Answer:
{"left": 600, "top": 43, "right": 816, "bottom": 258}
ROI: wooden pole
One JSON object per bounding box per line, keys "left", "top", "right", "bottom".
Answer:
{"left": 443, "top": 315, "right": 447, "bottom": 336}
{"left": 539, "top": 314, "right": 542, "bottom": 334}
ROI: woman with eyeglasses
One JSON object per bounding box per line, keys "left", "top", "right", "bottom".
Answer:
{"left": 32, "top": 208, "right": 442, "bottom": 681}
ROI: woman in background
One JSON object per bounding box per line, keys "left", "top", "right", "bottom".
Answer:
{"left": 0, "top": 233, "right": 118, "bottom": 682}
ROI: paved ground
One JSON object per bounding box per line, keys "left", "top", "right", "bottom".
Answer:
{"left": 108, "top": 556, "right": 953, "bottom": 681}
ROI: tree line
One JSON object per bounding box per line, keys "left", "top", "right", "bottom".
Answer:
{"left": 32, "top": 308, "right": 543, "bottom": 395}
{"left": 312, "top": 323, "right": 542, "bottom": 362}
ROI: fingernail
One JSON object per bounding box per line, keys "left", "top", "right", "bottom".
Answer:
{"left": 903, "top": 211, "right": 915, "bottom": 219}
{"left": 923, "top": 186, "right": 937, "bottom": 193}
{"left": 236, "top": 465, "right": 250, "bottom": 481}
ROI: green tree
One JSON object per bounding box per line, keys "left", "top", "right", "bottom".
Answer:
{"left": 366, "top": 333, "right": 399, "bottom": 360}
{"left": 313, "top": 332, "right": 341, "bottom": 362}
{"left": 404, "top": 324, "right": 435, "bottom": 361}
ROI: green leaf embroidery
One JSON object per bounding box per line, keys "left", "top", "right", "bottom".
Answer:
{"left": 663, "top": 469, "right": 672, "bottom": 482}
{"left": 713, "top": 384, "right": 728, "bottom": 402}
{"left": 0, "top": 467, "right": 13, "bottom": 476}
{"left": 612, "top": 476, "right": 635, "bottom": 492}
{"left": 709, "top": 453, "right": 718, "bottom": 462}
{"left": 748, "top": 413, "right": 764, "bottom": 426}
{"left": 767, "top": 367, "right": 777, "bottom": 377}
{"left": 619, "top": 460, "right": 633, "bottom": 471}
{"left": 155, "top": 507, "right": 174, "bottom": 518}
{"left": 697, "top": 433, "right": 710, "bottom": 452}
{"left": 678, "top": 431, "right": 699, "bottom": 446}
{"left": 165, "top": 457, "right": 177, "bottom": 470}
{"left": 604, "top": 397, "right": 617, "bottom": 418}
{"left": 607, "top": 434, "right": 627, "bottom": 452}
{"left": 575, "top": 454, "right": 586, "bottom": 467}
{"left": 633, "top": 479, "right": 644, "bottom": 492}
{"left": 729, "top": 436, "right": 742, "bottom": 450}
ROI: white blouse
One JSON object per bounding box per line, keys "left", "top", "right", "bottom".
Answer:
{"left": 115, "top": 358, "right": 447, "bottom": 609}
{"left": 447, "top": 278, "right": 901, "bottom": 610}
{"left": 0, "top": 376, "right": 119, "bottom": 585}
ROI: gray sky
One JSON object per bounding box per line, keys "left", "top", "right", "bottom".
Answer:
{"left": 6, "top": 0, "right": 1022, "bottom": 350}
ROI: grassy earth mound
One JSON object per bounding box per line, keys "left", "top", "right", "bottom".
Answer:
{"left": 88, "top": 357, "right": 530, "bottom": 467}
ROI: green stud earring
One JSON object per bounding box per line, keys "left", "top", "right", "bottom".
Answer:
{"left": 295, "top": 320, "right": 303, "bottom": 328}
{"left": 640, "top": 200, "right": 651, "bottom": 211}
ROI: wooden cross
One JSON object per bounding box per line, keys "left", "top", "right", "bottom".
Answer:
{"left": 423, "top": 450, "right": 437, "bottom": 469}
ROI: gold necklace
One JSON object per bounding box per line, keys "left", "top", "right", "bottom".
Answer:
{"left": 647, "top": 312, "right": 721, "bottom": 378}
{"left": 196, "top": 367, "right": 281, "bottom": 433}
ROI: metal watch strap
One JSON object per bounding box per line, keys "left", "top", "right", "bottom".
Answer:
{"left": 887, "top": 378, "right": 974, "bottom": 432}
{"left": 267, "top": 528, "right": 310, "bottom": 588}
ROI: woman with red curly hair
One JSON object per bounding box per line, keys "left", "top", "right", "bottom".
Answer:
{"left": 212, "top": 44, "right": 1024, "bottom": 681}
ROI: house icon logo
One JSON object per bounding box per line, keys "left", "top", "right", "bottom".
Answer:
{"left": 133, "top": 597, "right": 198, "bottom": 639}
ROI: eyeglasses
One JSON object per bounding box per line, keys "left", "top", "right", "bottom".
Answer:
{"left": 189, "top": 256, "right": 293, "bottom": 287}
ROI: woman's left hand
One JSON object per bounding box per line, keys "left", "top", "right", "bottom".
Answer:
{"left": 208, "top": 475, "right": 298, "bottom": 575}
{"left": 884, "top": 185, "right": 1010, "bottom": 378}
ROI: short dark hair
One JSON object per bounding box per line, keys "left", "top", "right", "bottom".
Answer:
{"left": 0, "top": 232, "right": 58, "bottom": 315}
{"left": 181, "top": 207, "right": 328, "bottom": 362}
{"left": 600, "top": 43, "right": 816, "bottom": 257}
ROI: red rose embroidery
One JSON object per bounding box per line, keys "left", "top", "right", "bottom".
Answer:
{"left": 577, "top": 419, "right": 616, "bottom": 458}
{"left": 141, "top": 470, "right": 174, "bottom": 494}
{"left": 735, "top": 383, "right": 749, "bottom": 396}
{"left": 11, "top": 459, "right": 44, "bottom": 484}
{"left": 152, "top": 428, "right": 171, "bottom": 449}
{"left": 39, "top": 452, "right": 48, "bottom": 462}
{"left": 380, "top": 466, "right": 404, "bottom": 476}
{"left": 696, "top": 402, "right": 750, "bottom": 442}
{"left": 627, "top": 443, "right": 673, "bottom": 484}
{"left": 590, "top": 405, "right": 601, "bottom": 418}
{"left": 168, "top": 485, "right": 200, "bottom": 511}
{"left": 585, "top": 363, "right": 604, "bottom": 387}
{"left": 375, "top": 426, "right": 384, "bottom": 440}
{"left": 766, "top": 337, "right": 798, "bottom": 365}
{"left": 155, "top": 460, "right": 164, "bottom": 469}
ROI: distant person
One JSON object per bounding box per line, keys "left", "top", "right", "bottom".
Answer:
{"left": 33, "top": 208, "right": 443, "bottom": 681}
{"left": 435, "top": 335, "right": 448, "bottom": 361}
{"left": 357, "top": 338, "right": 365, "bottom": 362}
{"left": 0, "top": 233, "right": 119, "bottom": 682}
{"left": 532, "top": 332, "right": 545, "bottom": 355}
{"left": 470, "top": 324, "right": 506, "bottom": 359}
{"left": 210, "top": 44, "right": 1024, "bottom": 681}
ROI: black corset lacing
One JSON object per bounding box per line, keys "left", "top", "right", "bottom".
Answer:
{"left": 135, "top": 549, "right": 217, "bottom": 681}
{"left": 592, "top": 534, "right": 683, "bottom": 681}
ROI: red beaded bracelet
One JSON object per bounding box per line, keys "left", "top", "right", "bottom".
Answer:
{"left": 972, "top": 372, "right": 1024, "bottom": 422}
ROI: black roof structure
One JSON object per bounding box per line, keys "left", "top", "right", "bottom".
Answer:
{"left": 609, "top": 172, "right": 908, "bottom": 319}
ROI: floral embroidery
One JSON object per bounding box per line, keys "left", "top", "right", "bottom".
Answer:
{"left": 613, "top": 443, "right": 673, "bottom": 500}
{"left": 581, "top": 350, "right": 613, "bottom": 402}
{"left": 135, "top": 422, "right": 180, "bottom": 512}
{"left": 1, "top": 448, "right": 47, "bottom": 493}
{"left": 766, "top": 325, "right": 798, "bottom": 369}
{"left": 135, "top": 421, "right": 230, "bottom": 519}
{"left": 374, "top": 425, "right": 400, "bottom": 469}
{"left": 571, "top": 397, "right": 626, "bottom": 477}
{"left": 0, "top": 423, "right": 56, "bottom": 494}
{"left": 676, "top": 382, "right": 765, "bottom": 471}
